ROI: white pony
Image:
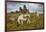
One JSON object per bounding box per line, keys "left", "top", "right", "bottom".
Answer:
{"left": 17, "top": 14, "right": 30, "bottom": 24}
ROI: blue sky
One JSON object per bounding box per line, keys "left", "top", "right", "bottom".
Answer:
{"left": 7, "top": 2, "right": 44, "bottom": 13}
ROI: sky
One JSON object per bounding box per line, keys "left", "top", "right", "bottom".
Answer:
{"left": 7, "top": 2, "right": 44, "bottom": 13}
{"left": 8, "top": 0, "right": 44, "bottom": 2}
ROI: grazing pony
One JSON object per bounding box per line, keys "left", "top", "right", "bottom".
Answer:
{"left": 17, "top": 14, "right": 30, "bottom": 24}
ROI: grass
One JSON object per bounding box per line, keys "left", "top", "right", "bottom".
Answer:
{"left": 7, "top": 13, "right": 44, "bottom": 30}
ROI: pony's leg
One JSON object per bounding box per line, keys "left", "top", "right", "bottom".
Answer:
{"left": 27, "top": 19, "right": 30, "bottom": 24}
{"left": 21, "top": 20, "right": 23, "bottom": 24}
{"left": 18, "top": 19, "right": 21, "bottom": 24}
